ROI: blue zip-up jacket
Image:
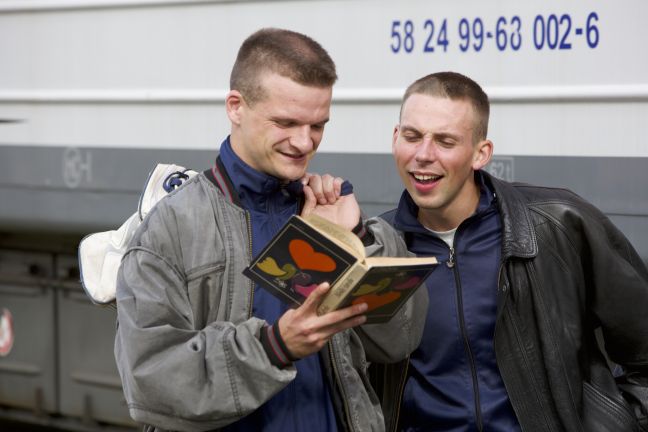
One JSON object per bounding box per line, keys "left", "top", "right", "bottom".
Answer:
{"left": 218, "top": 138, "right": 339, "bottom": 432}
{"left": 383, "top": 172, "right": 520, "bottom": 432}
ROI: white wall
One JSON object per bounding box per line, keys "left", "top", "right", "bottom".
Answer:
{"left": 0, "top": 0, "right": 646, "bottom": 156}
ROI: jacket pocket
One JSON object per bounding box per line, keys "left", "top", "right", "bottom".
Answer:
{"left": 582, "top": 381, "right": 642, "bottom": 432}
{"left": 186, "top": 264, "right": 225, "bottom": 329}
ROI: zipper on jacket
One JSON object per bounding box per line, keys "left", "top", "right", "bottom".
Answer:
{"left": 327, "top": 339, "right": 355, "bottom": 431}
{"left": 391, "top": 358, "right": 411, "bottom": 432}
{"left": 245, "top": 211, "right": 254, "bottom": 318}
{"left": 447, "top": 246, "right": 456, "bottom": 268}
{"left": 450, "top": 246, "right": 484, "bottom": 432}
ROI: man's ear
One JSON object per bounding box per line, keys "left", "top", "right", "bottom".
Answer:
{"left": 226, "top": 90, "right": 244, "bottom": 125}
{"left": 472, "top": 139, "right": 494, "bottom": 170}
{"left": 391, "top": 125, "right": 400, "bottom": 154}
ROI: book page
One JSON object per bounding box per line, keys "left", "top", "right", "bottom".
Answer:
{"left": 365, "top": 256, "right": 438, "bottom": 267}
{"left": 302, "top": 214, "right": 365, "bottom": 259}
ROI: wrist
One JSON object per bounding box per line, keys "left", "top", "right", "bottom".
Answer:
{"left": 260, "top": 322, "right": 298, "bottom": 368}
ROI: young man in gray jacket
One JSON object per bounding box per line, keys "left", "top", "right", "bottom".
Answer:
{"left": 114, "top": 28, "right": 427, "bottom": 432}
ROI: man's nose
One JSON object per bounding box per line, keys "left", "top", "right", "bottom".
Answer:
{"left": 415, "top": 138, "right": 436, "bottom": 162}
{"left": 290, "top": 126, "right": 314, "bottom": 152}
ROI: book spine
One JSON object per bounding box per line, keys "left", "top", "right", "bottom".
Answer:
{"left": 317, "top": 263, "right": 366, "bottom": 315}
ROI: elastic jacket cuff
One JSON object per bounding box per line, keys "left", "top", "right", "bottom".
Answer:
{"left": 260, "top": 323, "right": 298, "bottom": 368}
{"left": 352, "top": 218, "right": 375, "bottom": 246}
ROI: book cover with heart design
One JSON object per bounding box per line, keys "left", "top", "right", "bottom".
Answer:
{"left": 243, "top": 214, "right": 438, "bottom": 323}
{"left": 243, "top": 215, "right": 358, "bottom": 307}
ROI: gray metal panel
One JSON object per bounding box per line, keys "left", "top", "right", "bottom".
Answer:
{"left": 55, "top": 254, "right": 136, "bottom": 427}
{"left": 56, "top": 288, "right": 135, "bottom": 424}
{"left": 499, "top": 156, "right": 648, "bottom": 215}
{"left": 0, "top": 145, "right": 214, "bottom": 233}
{"left": 0, "top": 251, "right": 57, "bottom": 413}
{"left": 607, "top": 215, "right": 648, "bottom": 267}
{"left": 1, "top": 145, "right": 647, "bottom": 260}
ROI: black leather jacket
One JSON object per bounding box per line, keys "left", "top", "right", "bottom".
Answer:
{"left": 376, "top": 173, "right": 648, "bottom": 432}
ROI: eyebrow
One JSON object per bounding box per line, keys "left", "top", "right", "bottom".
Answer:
{"left": 270, "top": 116, "right": 330, "bottom": 126}
{"left": 399, "top": 125, "right": 422, "bottom": 136}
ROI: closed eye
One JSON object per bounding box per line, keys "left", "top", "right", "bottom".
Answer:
{"left": 399, "top": 125, "right": 422, "bottom": 143}
{"left": 402, "top": 133, "right": 422, "bottom": 143}
{"left": 274, "top": 120, "right": 297, "bottom": 128}
{"left": 438, "top": 139, "right": 456, "bottom": 148}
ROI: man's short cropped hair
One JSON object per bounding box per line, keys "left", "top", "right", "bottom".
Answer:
{"left": 402, "top": 71, "right": 490, "bottom": 142}
{"left": 230, "top": 28, "right": 338, "bottom": 105}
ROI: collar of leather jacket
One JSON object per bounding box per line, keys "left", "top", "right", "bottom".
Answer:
{"left": 486, "top": 172, "right": 538, "bottom": 260}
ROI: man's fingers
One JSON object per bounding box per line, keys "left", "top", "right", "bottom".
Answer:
{"left": 323, "top": 314, "right": 368, "bottom": 335}
{"left": 321, "top": 174, "right": 337, "bottom": 204}
{"left": 301, "top": 185, "right": 316, "bottom": 217}
{"left": 300, "top": 172, "right": 314, "bottom": 185}
{"left": 319, "top": 174, "right": 344, "bottom": 204}
{"left": 316, "top": 306, "right": 369, "bottom": 340}
{"left": 297, "top": 301, "right": 368, "bottom": 353}
{"left": 318, "top": 301, "right": 368, "bottom": 324}
{"left": 333, "top": 177, "right": 343, "bottom": 199}
{"left": 306, "top": 175, "right": 327, "bottom": 204}
{"left": 299, "top": 282, "right": 331, "bottom": 310}
{"left": 281, "top": 293, "right": 367, "bottom": 358}
{"left": 304, "top": 173, "right": 346, "bottom": 205}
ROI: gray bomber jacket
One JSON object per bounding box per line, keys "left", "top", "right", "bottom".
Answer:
{"left": 114, "top": 173, "right": 428, "bottom": 432}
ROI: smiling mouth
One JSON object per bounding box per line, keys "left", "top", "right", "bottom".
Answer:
{"left": 280, "top": 152, "right": 307, "bottom": 161}
{"left": 411, "top": 173, "right": 442, "bottom": 184}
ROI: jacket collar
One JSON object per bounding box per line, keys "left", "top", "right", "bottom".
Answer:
{"left": 483, "top": 171, "right": 538, "bottom": 259}
{"left": 207, "top": 137, "right": 303, "bottom": 211}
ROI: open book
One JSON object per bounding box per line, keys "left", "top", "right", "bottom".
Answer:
{"left": 243, "top": 214, "right": 438, "bottom": 324}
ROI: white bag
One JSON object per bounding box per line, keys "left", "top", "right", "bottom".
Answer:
{"left": 78, "top": 164, "right": 197, "bottom": 305}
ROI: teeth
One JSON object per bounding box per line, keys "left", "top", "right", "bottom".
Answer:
{"left": 413, "top": 174, "right": 440, "bottom": 181}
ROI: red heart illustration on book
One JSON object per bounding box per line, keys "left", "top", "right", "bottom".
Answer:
{"left": 352, "top": 291, "right": 401, "bottom": 312}
{"left": 394, "top": 276, "right": 421, "bottom": 290}
{"left": 289, "top": 239, "right": 336, "bottom": 272}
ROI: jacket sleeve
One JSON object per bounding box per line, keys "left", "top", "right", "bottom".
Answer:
{"left": 581, "top": 207, "right": 648, "bottom": 365}
{"left": 576, "top": 200, "right": 648, "bottom": 427}
{"left": 354, "top": 216, "right": 429, "bottom": 363}
{"left": 115, "top": 246, "right": 296, "bottom": 432}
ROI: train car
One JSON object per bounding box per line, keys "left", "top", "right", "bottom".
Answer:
{"left": 0, "top": 0, "right": 647, "bottom": 429}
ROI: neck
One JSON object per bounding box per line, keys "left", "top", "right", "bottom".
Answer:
{"left": 417, "top": 177, "right": 481, "bottom": 231}
{"left": 228, "top": 132, "right": 250, "bottom": 166}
